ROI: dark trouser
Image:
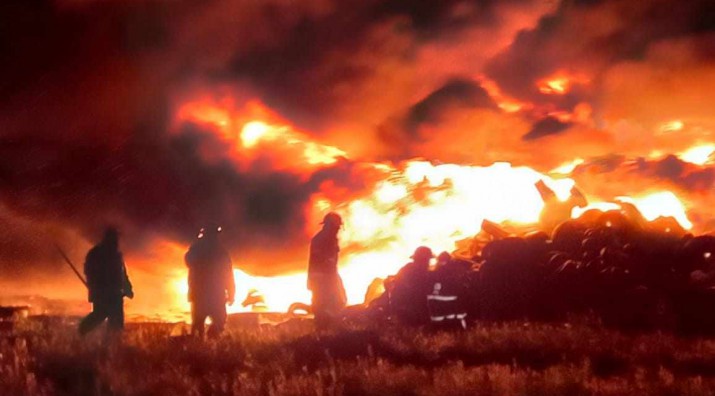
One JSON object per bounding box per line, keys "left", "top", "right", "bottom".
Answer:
{"left": 79, "top": 297, "right": 124, "bottom": 335}
{"left": 191, "top": 301, "right": 227, "bottom": 338}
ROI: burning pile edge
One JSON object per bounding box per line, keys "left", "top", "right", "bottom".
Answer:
{"left": 355, "top": 181, "right": 715, "bottom": 334}
{"left": 37, "top": 178, "right": 715, "bottom": 337}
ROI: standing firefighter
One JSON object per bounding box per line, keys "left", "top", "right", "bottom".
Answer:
{"left": 79, "top": 227, "right": 134, "bottom": 335}
{"left": 308, "top": 212, "right": 347, "bottom": 328}
{"left": 185, "top": 224, "right": 235, "bottom": 338}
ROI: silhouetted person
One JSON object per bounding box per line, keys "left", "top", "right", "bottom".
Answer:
{"left": 185, "top": 224, "right": 235, "bottom": 338}
{"left": 79, "top": 227, "right": 133, "bottom": 335}
{"left": 391, "top": 246, "right": 435, "bottom": 325}
{"left": 433, "top": 251, "right": 472, "bottom": 287}
{"left": 308, "top": 212, "right": 347, "bottom": 329}
{"left": 435, "top": 251, "right": 452, "bottom": 270}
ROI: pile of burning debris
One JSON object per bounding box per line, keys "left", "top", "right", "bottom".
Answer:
{"left": 367, "top": 182, "right": 715, "bottom": 333}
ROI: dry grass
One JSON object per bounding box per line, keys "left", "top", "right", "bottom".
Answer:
{"left": 4, "top": 318, "right": 715, "bottom": 395}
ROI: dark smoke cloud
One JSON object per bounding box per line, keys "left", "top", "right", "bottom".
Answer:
{"left": 404, "top": 79, "right": 497, "bottom": 135}
{"left": 573, "top": 154, "right": 715, "bottom": 193}
{"left": 523, "top": 117, "right": 571, "bottom": 140}
{"left": 642, "top": 156, "right": 715, "bottom": 192}
{"left": 0, "top": 115, "right": 383, "bottom": 276}
{"left": 485, "top": 0, "right": 715, "bottom": 113}
{"left": 223, "top": 0, "right": 546, "bottom": 131}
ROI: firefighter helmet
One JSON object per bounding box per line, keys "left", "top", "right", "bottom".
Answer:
{"left": 321, "top": 212, "right": 343, "bottom": 227}
{"left": 411, "top": 246, "right": 435, "bottom": 260}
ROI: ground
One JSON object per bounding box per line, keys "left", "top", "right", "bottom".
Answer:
{"left": 4, "top": 317, "right": 715, "bottom": 395}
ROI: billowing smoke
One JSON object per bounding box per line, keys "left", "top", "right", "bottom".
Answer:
{"left": 0, "top": 0, "right": 553, "bottom": 278}
{"left": 1, "top": 0, "right": 714, "bottom": 308}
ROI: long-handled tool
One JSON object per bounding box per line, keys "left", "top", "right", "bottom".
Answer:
{"left": 54, "top": 244, "right": 88, "bottom": 288}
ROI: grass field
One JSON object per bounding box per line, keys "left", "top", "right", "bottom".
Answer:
{"left": 4, "top": 317, "right": 715, "bottom": 395}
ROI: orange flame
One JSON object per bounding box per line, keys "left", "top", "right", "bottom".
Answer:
{"left": 163, "top": 97, "right": 695, "bottom": 316}
{"left": 539, "top": 77, "right": 570, "bottom": 95}
{"left": 573, "top": 191, "right": 692, "bottom": 230}
{"left": 550, "top": 158, "right": 585, "bottom": 175}
{"left": 176, "top": 98, "right": 346, "bottom": 168}
{"left": 167, "top": 160, "right": 694, "bottom": 315}
{"left": 537, "top": 72, "right": 589, "bottom": 95}
{"left": 477, "top": 75, "right": 529, "bottom": 112}
{"left": 172, "top": 268, "right": 311, "bottom": 315}
{"left": 678, "top": 143, "right": 714, "bottom": 165}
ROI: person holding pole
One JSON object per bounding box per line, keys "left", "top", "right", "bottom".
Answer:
{"left": 78, "top": 227, "right": 134, "bottom": 335}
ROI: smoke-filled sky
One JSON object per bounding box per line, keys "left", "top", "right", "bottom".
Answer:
{"left": 1, "top": 0, "right": 714, "bottom": 286}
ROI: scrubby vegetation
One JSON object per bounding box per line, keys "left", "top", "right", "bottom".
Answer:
{"left": 4, "top": 318, "right": 715, "bottom": 395}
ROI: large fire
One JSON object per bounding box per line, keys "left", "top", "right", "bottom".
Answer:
{"left": 177, "top": 97, "right": 346, "bottom": 169}
{"left": 159, "top": 98, "right": 696, "bottom": 316}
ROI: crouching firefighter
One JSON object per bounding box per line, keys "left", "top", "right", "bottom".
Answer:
{"left": 391, "top": 246, "right": 434, "bottom": 325}
{"left": 308, "top": 213, "right": 347, "bottom": 329}
{"left": 185, "top": 224, "right": 235, "bottom": 338}
{"left": 427, "top": 282, "right": 468, "bottom": 330}
{"left": 79, "top": 227, "right": 134, "bottom": 335}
